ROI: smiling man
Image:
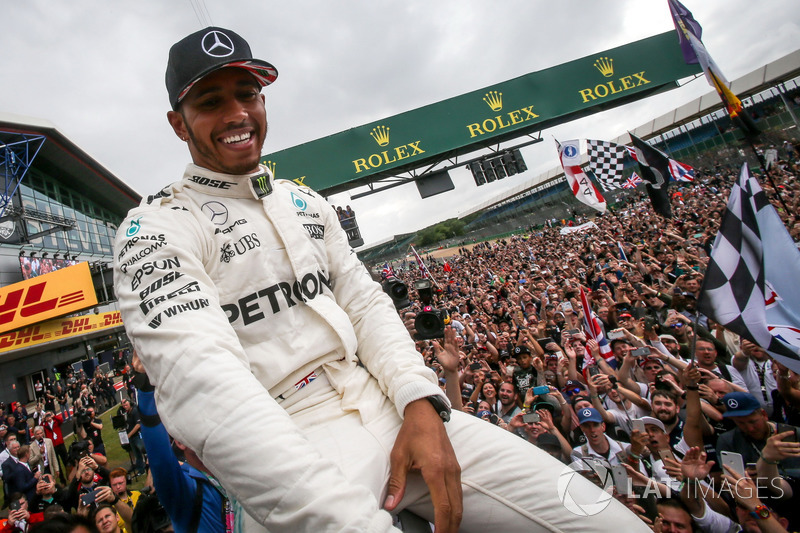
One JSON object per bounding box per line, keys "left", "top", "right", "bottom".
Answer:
{"left": 114, "top": 27, "right": 649, "bottom": 533}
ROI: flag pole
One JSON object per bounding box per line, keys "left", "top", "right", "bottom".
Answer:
{"left": 688, "top": 312, "right": 701, "bottom": 365}
{"left": 738, "top": 132, "right": 794, "bottom": 219}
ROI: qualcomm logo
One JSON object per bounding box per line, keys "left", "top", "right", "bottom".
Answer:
{"left": 291, "top": 192, "right": 307, "bottom": 211}
{"left": 557, "top": 462, "right": 614, "bottom": 517}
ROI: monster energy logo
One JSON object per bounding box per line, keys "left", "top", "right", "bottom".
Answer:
{"left": 250, "top": 173, "right": 272, "bottom": 199}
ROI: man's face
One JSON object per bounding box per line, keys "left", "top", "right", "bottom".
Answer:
{"left": 168, "top": 68, "right": 267, "bottom": 175}
{"left": 579, "top": 421, "right": 606, "bottom": 447}
{"left": 684, "top": 278, "right": 700, "bottom": 293}
{"left": 708, "top": 379, "right": 730, "bottom": 401}
{"left": 642, "top": 362, "right": 663, "bottom": 383}
{"left": 498, "top": 383, "right": 516, "bottom": 406}
{"left": 651, "top": 396, "right": 679, "bottom": 425}
{"left": 121, "top": 400, "right": 131, "bottom": 412}
{"left": 110, "top": 476, "right": 127, "bottom": 497}
{"left": 660, "top": 338, "right": 679, "bottom": 355}
{"left": 87, "top": 408, "right": 95, "bottom": 419}
{"left": 81, "top": 465, "right": 95, "bottom": 483}
{"left": 8, "top": 440, "right": 20, "bottom": 457}
{"left": 34, "top": 427, "right": 44, "bottom": 441}
{"left": 658, "top": 504, "right": 693, "bottom": 533}
{"left": 695, "top": 341, "right": 717, "bottom": 366}
{"left": 730, "top": 410, "right": 770, "bottom": 440}
{"left": 645, "top": 425, "right": 669, "bottom": 451}
{"left": 95, "top": 506, "right": 118, "bottom": 533}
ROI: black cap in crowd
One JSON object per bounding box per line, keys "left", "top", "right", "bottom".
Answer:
{"left": 166, "top": 27, "right": 278, "bottom": 109}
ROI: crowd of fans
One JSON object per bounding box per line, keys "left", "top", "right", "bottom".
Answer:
{"left": 381, "top": 156, "right": 800, "bottom": 532}
{"left": 1, "top": 152, "right": 799, "bottom": 532}
{"left": 0, "top": 367, "right": 151, "bottom": 532}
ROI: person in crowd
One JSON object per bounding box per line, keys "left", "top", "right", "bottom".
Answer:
{"left": 41, "top": 412, "right": 68, "bottom": 484}
{"left": 2, "top": 442, "right": 40, "bottom": 502}
{"left": 77, "top": 408, "right": 105, "bottom": 456}
{"left": 119, "top": 400, "right": 146, "bottom": 477}
{"left": 28, "top": 427, "right": 59, "bottom": 481}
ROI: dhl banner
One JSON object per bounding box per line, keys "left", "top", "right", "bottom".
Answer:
{"left": 0, "top": 310, "right": 123, "bottom": 353}
{"left": 0, "top": 262, "right": 98, "bottom": 334}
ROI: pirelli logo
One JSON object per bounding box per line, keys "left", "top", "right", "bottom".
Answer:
{"left": 0, "top": 262, "right": 98, "bottom": 334}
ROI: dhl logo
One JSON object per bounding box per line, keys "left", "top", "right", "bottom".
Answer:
{"left": 0, "top": 311, "right": 122, "bottom": 351}
{"left": 0, "top": 282, "right": 86, "bottom": 325}
{"left": 0, "top": 262, "right": 97, "bottom": 334}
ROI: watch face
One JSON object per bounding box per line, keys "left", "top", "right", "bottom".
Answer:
{"left": 756, "top": 506, "right": 770, "bottom": 519}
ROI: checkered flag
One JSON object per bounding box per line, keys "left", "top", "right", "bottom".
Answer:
{"left": 586, "top": 139, "right": 628, "bottom": 191}
{"left": 698, "top": 164, "right": 800, "bottom": 373}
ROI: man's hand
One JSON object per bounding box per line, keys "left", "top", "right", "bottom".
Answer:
{"left": 680, "top": 446, "right": 714, "bottom": 481}
{"left": 432, "top": 327, "right": 459, "bottom": 373}
{"left": 385, "top": 399, "right": 462, "bottom": 533}
{"left": 761, "top": 430, "right": 800, "bottom": 463}
{"left": 95, "top": 485, "right": 115, "bottom": 503}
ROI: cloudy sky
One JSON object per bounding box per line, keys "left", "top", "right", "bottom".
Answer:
{"left": 2, "top": 1, "right": 798, "bottom": 247}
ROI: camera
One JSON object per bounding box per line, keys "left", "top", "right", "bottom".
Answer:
{"left": 412, "top": 279, "right": 450, "bottom": 340}
{"left": 68, "top": 440, "right": 90, "bottom": 464}
{"left": 112, "top": 414, "right": 127, "bottom": 431}
{"left": 381, "top": 276, "right": 411, "bottom": 309}
{"left": 74, "top": 408, "right": 90, "bottom": 426}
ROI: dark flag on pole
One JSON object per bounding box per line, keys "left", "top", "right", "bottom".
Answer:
{"left": 628, "top": 133, "right": 673, "bottom": 218}
{"left": 697, "top": 164, "right": 800, "bottom": 374}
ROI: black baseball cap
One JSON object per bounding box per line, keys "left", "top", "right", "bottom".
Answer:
{"left": 166, "top": 27, "right": 278, "bottom": 109}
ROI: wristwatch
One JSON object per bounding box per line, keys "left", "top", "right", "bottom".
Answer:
{"left": 426, "top": 395, "right": 451, "bottom": 423}
{"left": 750, "top": 504, "right": 771, "bottom": 520}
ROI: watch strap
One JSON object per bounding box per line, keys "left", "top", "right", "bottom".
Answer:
{"left": 426, "top": 395, "right": 451, "bottom": 423}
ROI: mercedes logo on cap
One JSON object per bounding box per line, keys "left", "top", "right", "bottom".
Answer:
{"left": 727, "top": 399, "right": 739, "bottom": 409}
{"left": 202, "top": 30, "right": 234, "bottom": 58}
{"left": 201, "top": 201, "right": 229, "bottom": 225}
{"left": 582, "top": 409, "right": 592, "bottom": 417}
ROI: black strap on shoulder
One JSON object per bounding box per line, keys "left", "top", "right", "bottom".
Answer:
{"left": 188, "top": 480, "right": 204, "bottom": 533}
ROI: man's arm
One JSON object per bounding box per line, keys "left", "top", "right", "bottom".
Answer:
{"left": 114, "top": 197, "right": 397, "bottom": 532}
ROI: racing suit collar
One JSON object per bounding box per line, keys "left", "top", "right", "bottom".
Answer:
{"left": 181, "top": 164, "right": 274, "bottom": 200}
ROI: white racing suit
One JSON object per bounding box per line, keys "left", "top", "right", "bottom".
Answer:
{"left": 113, "top": 164, "right": 649, "bottom": 532}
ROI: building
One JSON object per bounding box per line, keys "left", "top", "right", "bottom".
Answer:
{"left": 0, "top": 112, "right": 140, "bottom": 405}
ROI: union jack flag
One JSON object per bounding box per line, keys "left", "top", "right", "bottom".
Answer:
{"left": 579, "top": 287, "right": 612, "bottom": 367}
{"left": 622, "top": 172, "right": 642, "bottom": 189}
{"left": 668, "top": 159, "right": 695, "bottom": 182}
{"left": 381, "top": 262, "right": 395, "bottom": 279}
{"left": 294, "top": 370, "right": 319, "bottom": 391}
